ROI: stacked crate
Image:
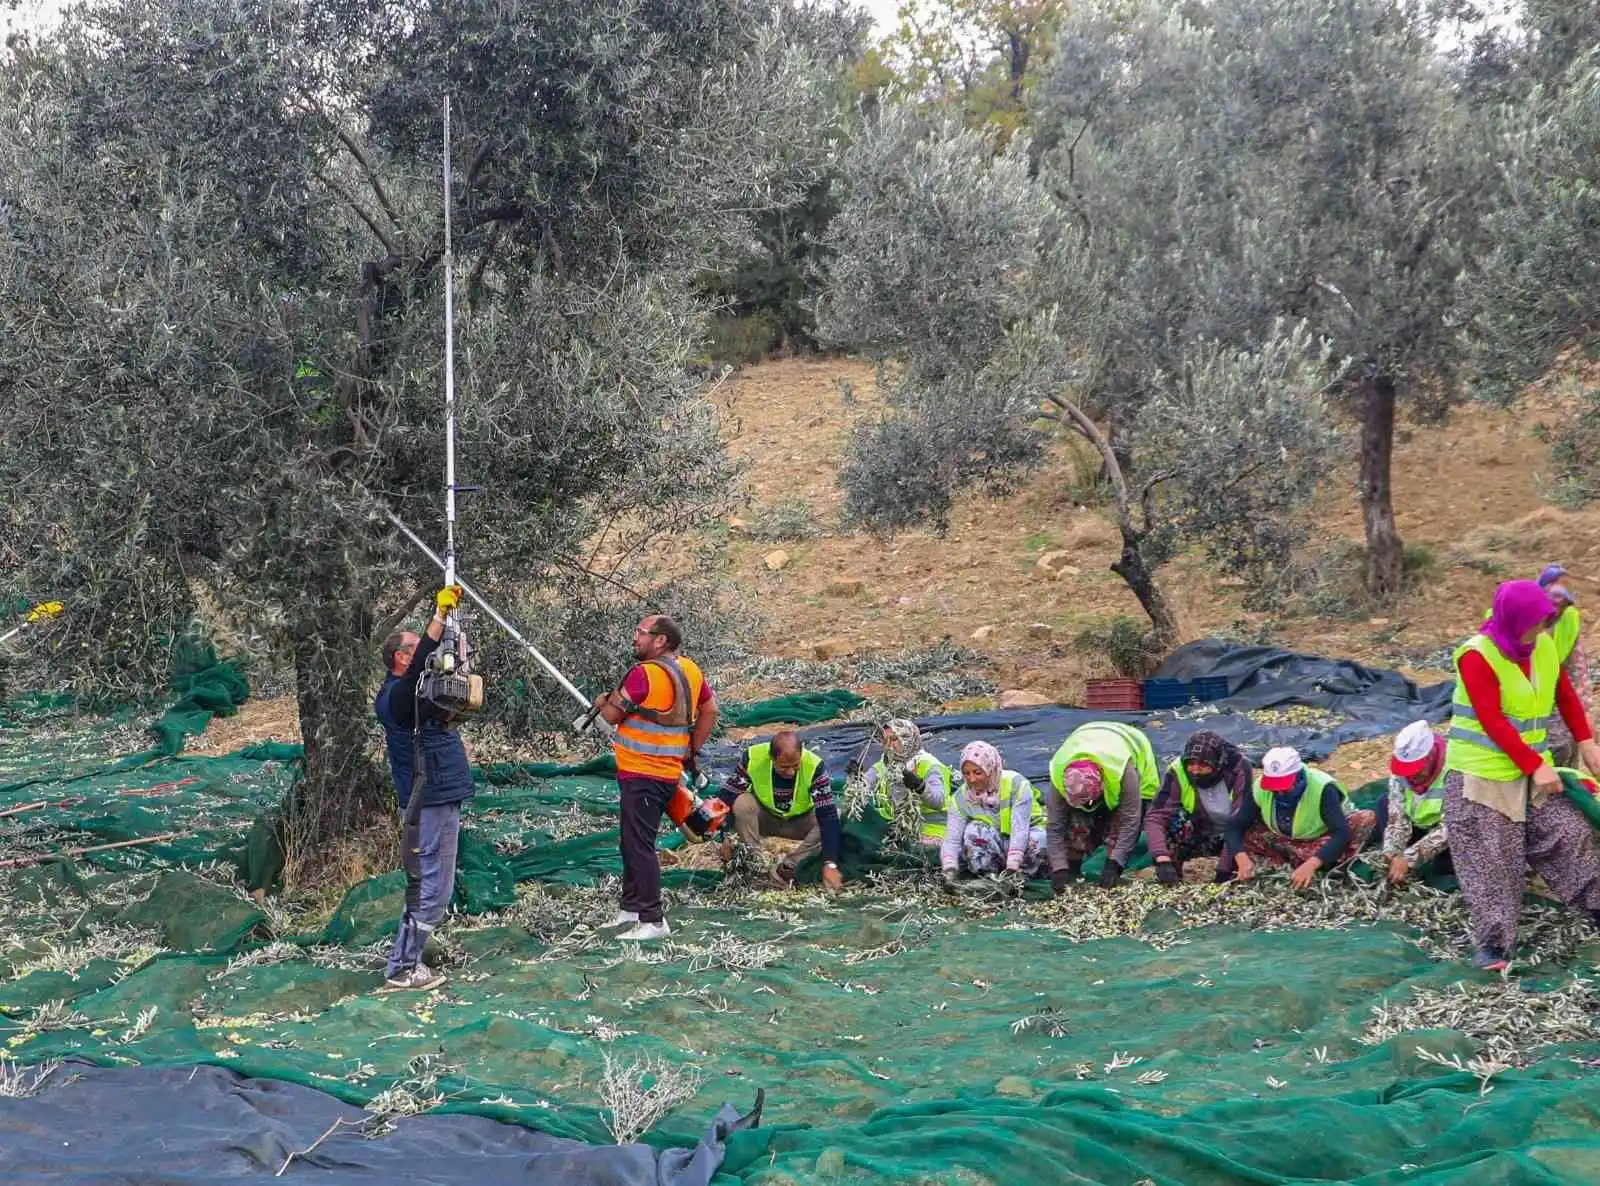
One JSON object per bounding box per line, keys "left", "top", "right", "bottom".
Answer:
{"left": 1084, "top": 679, "right": 1145, "bottom": 711}
{"left": 1138, "top": 675, "right": 1232, "bottom": 709}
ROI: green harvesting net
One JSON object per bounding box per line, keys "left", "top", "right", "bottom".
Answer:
{"left": 4, "top": 695, "right": 1600, "bottom": 1184}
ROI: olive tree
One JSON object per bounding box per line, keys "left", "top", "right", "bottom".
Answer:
{"left": 817, "top": 109, "right": 1340, "bottom": 646}
{"left": 0, "top": 0, "right": 842, "bottom": 874}
{"left": 1035, "top": 0, "right": 1491, "bottom": 597}
{"left": 1465, "top": 55, "right": 1600, "bottom": 499}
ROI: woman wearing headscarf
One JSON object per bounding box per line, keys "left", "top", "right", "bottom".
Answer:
{"left": 939, "top": 741, "right": 1046, "bottom": 879}
{"left": 861, "top": 719, "right": 951, "bottom": 847}
{"left": 1046, "top": 721, "right": 1160, "bottom": 892}
{"left": 1446, "top": 579, "right": 1600, "bottom": 972}
{"left": 1142, "top": 731, "right": 1253, "bottom": 885}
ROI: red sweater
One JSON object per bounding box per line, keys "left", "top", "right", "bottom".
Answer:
{"left": 1458, "top": 650, "right": 1592, "bottom": 775}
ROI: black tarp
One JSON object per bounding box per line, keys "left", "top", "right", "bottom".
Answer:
{"left": 1151, "top": 639, "right": 1455, "bottom": 722}
{"left": 711, "top": 639, "right": 1456, "bottom": 785}
{"left": 0, "top": 1064, "right": 752, "bottom": 1184}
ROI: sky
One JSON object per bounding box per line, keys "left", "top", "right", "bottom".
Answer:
{"left": 861, "top": 0, "right": 899, "bottom": 33}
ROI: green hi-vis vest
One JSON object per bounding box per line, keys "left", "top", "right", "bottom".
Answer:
{"left": 1403, "top": 765, "right": 1448, "bottom": 830}
{"left": 1554, "top": 605, "right": 1582, "bottom": 664}
{"left": 746, "top": 742, "right": 823, "bottom": 819}
{"left": 872, "top": 752, "right": 950, "bottom": 840}
{"left": 1446, "top": 633, "right": 1558, "bottom": 782}
{"left": 958, "top": 771, "right": 1043, "bottom": 836}
{"left": 1049, "top": 722, "right": 1160, "bottom": 811}
{"left": 1252, "top": 768, "right": 1350, "bottom": 840}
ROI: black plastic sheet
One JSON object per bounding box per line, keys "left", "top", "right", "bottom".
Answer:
{"left": 0, "top": 1063, "right": 749, "bottom": 1185}
{"left": 712, "top": 639, "right": 1454, "bottom": 785}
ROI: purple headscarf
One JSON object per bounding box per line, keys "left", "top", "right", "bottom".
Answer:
{"left": 1482, "top": 580, "right": 1557, "bottom": 663}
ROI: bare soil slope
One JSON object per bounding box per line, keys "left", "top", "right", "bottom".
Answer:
{"left": 205, "top": 357, "right": 1600, "bottom": 788}
{"left": 721, "top": 359, "right": 1594, "bottom": 683}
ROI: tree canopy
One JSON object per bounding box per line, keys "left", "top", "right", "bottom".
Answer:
{"left": 0, "top": 0, "right": 848, "bottom": 863}
{"left": 821, "top": 0, "right": 1517, "bottom": 634}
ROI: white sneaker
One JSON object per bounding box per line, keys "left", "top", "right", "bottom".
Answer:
{"left": 382, "top": 965, "right": 445, "bottom": 992}
{"left": 618, "top": 920, "right": 671, "bottom": 941}
{"left": 605, "top": 910, "right": 641, "bottom": 928}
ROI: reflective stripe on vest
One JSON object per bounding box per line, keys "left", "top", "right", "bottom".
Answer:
{"left": 1252, "top": 768, "right": 1348, "bottom": 840}
{"left": 613, "top": 656, "right": 704, "bottom": 780}
{"left": 1049, "top": 722, "right": 1160, "bottom": 811}
{"left": 1445, "top": 633, "right": 1558, "bottom": 781}
{"left": 747, "top": 743, "right": 821, "bottom": 819}
{"left": 872, "top": 752, "right": 950, "bottom": 839}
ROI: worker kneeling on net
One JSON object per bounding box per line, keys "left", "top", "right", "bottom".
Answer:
{"left": 1230, "top": 747, "right": 1376, "bottom": 890}
{"left": 940, "top": 740, "right": 1046, "bottom": 882}
{"left": 1142, "top": 731, "right": 1253, "bottom": 886}
{"left": 1047, "top": 721, "right": 1159, "bottom": 892}
{"left": 717, "top": 730, "right": 843, "bottom": 891}
{"left": 1381, "top": 721, "right": 1452, "bottom": 886}
{"left": 374, "top": 586, "right": 474, "bottom": 992}
{"left": 860, "top": 718, "right": 951, "bottom": 847}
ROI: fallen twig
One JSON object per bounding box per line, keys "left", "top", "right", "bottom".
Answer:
{"left": 276, "top": 1117, "right": 356, "bottom": 1176}
{"left": 0, "top": 833, "right": 179, "bottom": 869}
{"left": 0, "top": 801, "right": 46, "bottom": 819}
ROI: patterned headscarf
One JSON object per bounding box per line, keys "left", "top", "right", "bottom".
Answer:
{"left": 1060, "top": 760, "right": 1104, "bottom": 808}
{"left": 883, "top": 719, "right": 922, "bottom": 762}
{"left": 1181, "top": 731, "right": 1231, "bottom": 787}
{"left": 960, "top": 740, "right": 1003, "bottom": 807}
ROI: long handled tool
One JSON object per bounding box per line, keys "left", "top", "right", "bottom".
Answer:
{"left": 386, "top": 510, "right": 738, "bottom": 839}
{"left": 415, "top": 95, "right": 484, "bottom": 722}
{"left": 0, "top": 601, "right": 64, "bottom": 646}
{"left": 0, "top": 833, "right": 179, "bottom": 870}
{"left": 384, "top": 509, "right": 597, "bottom": 720}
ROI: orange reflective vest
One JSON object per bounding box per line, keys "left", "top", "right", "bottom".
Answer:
{"left": 612, "top": 656, "right": 705, "bottom": 782}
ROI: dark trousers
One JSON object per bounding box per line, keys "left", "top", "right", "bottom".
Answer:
{"left": 619, "top": 776, "right": 675, "bottom": 924}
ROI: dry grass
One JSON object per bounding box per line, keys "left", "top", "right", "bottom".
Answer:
{"left": 285, "top": 819, "right": 399, "bottom": 911}
{"left": 189, "top": 696, "right": 303, "bottom": 753}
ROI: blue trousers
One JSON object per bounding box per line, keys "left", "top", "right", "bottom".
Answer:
{"left": 386, "top": 800, "right": 462, "bottom": 977}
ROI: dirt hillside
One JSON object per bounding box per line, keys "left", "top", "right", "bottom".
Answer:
{"left": 203, "top": 356, "right": 1600, "bottom": 784}
{"left": 721, "top": 358, "right": 1592, "bottom": 675}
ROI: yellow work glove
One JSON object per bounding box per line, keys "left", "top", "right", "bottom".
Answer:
{"left": 26, "top": 601, "right": 64, "bottom": 623}
{"left": 435, "top": 585, "right": 464, "bottom": 615}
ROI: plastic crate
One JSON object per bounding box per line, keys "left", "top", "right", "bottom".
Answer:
{"left": 1142, "top": 679, "right": 1198, "bottom": 710}
{"left": 1191, "top": 676, "right": 1230, "bottom": 703}
{"left": 1085, "top": 679, "right": 1144, "bottom": 711}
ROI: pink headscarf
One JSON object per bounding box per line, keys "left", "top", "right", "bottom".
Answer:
{"left": 960, "top": 741, "right": 1003, "bottom": 807}
{"left": 1060, "top": 760, "right": 1104, "bottom": 808}
{"left": 1483, "top": 580, "right": 1557, "bottom": 663}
